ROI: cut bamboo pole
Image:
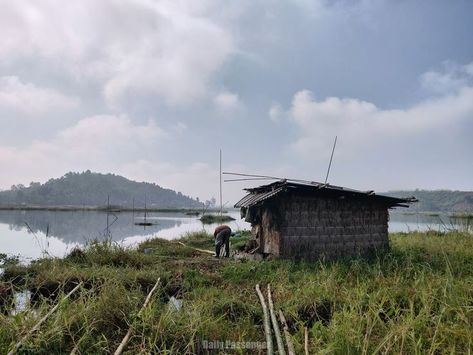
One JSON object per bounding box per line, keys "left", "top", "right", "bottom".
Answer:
{"left": 255, "top": 284, "right": 274, "bottom": 355}
{"left": 114, "top": 278, "right": 161, "bottom": 355}
{"left": 177, "top": 241, "right": 214, "bottom": 255}
{"left": 70, "top": 345, "right": 79, "bottom": 355}
{"left": 278, "top": 310, "right": 296, "bottom": 355}
{"left": 304, "top": 326, "right": 310, "bottom": 355}
{"left": 267, "top": 285, "right": 285, "bottom": 355}
{"left": 8, "top": 282, "right": 83, "bottom": 355}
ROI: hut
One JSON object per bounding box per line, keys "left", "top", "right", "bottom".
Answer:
{"left": 235, "top": 180, "right": 416, "bottom": 260}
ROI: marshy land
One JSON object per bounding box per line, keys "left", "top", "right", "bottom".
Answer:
{"left": 0, "top": 230, "right": 472, "bottom": 354}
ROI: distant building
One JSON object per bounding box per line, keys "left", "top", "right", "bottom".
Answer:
{"left": 235, "top": 180, "right": 416, "bottom": 260}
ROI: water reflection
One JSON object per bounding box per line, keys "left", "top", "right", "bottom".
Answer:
{"left": 0, "top": 210, "right": 182, "bottom": 243}
{"left": 0, "top": 210, "right": 248, "bottom": 261}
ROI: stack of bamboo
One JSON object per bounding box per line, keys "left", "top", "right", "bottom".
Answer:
{"left": 255, "top": 284, "right": 310, "bottom": 355}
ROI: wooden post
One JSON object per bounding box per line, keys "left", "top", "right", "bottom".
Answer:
{"left": 255, "top": 284, "right": 274, "bottom": 355}
{"left": 278, "top": 309, "right": 296, "bottom": 355}
{"left": 114, "top": 278, "right": 161, "bottom": 355}
{"left": 219, "top": 149, "right": 223, "bottom": 217}
{"left": 106, "top": 194, "right": 110, "bottom": 236}
{"left": 8, "top": 282, "right": 82, "bottom": 355}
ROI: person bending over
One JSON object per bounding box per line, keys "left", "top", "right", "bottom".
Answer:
{"left": 213, "top": 224, "right": 233, "bottom": 258}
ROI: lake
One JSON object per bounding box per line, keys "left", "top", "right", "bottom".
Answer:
{"left": 0, "top": 210, "right": 470, "bottom": 262}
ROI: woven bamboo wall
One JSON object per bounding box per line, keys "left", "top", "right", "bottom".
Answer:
{"left": 277, "top": 195, "right": 389, "bottom": 260}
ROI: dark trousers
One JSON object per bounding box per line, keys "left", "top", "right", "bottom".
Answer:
{"left": 215, "top": 229, "right": 231, "bottom": 257}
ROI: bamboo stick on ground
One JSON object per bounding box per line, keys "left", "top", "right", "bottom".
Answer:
{"left": 114, "top": 278, "right": 161, "bottom": 355}
{"left": 177, "top": 241, "right": 214, "bottom": 255}
{"left": 255, "top": 284, "right": 274, "bottom": 355}
{"left": 267, "top": 285, "right": 286, "bottom": 355}
{"left": 278, "top": 310, "right": 296, "bottom": 355}
{"left": 8, "top": 282, "right": 83, "bottom": 355}
{"left": 304, "top": 326, "right": 310, "bottom": 355}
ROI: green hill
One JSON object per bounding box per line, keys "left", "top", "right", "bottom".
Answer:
{"left": 0, "top": 171, "right": 202, "bottom": 209}
{"left": 385, "top": 189, "right": 473, "bottom": 212}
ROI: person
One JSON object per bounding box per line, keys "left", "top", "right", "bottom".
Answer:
{"left": 213, "top": 224, "right": 233, "bottom": 258}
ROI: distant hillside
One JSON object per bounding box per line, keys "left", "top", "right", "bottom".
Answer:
{"left": 385, "top": 189, "right": 473, "bottom": 212}
{"left": 0, "top": 171, "right": 202, "bottom": 209}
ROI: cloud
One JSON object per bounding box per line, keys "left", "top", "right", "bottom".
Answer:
{"left": 120, "top": 159, "right": 253, "bottom": 203}
{"left": 0, "top": 115, "right": 165, "bottom": 188}
{"left": 268, "top": 102, "right": 284, "bottom": 122}
{"left": 213, "top": 91, "right": 242, "bottom": 114}
{"left": 0, "top": 76, "right": 79, "bottom": 117}
{"left": 286, "top": 86, "right": 473, "bottom": 161}
{"left": 420, "top": 61, "right": 473, "bottom": 95}
{"left": 0, "top": 1, "right": 234, "bottom": 107}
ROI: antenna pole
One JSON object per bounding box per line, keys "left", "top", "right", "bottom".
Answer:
{"left": 144, "top": 195, "right": 147, "bottom": 223}
{"left": 106, "top": 194, "right": 110, "bottom": 236}
{"left": 324, "top": 136, "right": 337, "bottom": 184}
{"left": 219, "top": 149, "right": 223, "bottom": 217}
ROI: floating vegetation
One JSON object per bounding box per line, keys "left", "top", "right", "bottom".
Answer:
{"left": 199, "top": 214, "right": 235, "bottom": 224}
{"left": 449, "top": 212, "right": 473, "bottom": 219}
{"left": 134, "top": 222, "right": 156, "bottom": 226}
{"left": 185, "top": 211, "right": 201, "bottom": 216}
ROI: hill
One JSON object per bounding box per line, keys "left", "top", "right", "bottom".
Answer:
{"left": 0, "top": 171, "right": 202, "bottom": 209}
{"left": 385, "top": 189, "right": 473, "bottom": 212}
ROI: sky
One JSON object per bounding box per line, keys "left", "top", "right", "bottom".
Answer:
{"left": 0, "top": 0, "right": 472, "bottom": 203}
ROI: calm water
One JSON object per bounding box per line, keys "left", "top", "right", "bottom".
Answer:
{"left": 0, "top": 210, "right": 470, "bottom": 262}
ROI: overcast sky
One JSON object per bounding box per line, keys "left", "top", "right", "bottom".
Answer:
{"left": 0, "top": 0, "right": 472, "bottom": 203}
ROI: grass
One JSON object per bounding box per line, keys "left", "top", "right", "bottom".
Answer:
{"left": 1, "top": 230, "right": 473, "bottom": 353}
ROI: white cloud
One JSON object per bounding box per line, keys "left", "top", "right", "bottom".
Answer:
{"left": 0, "top": 1, "right": 234, "bottom": 107}
{"left": 173, "top": 122, "right": 188, "bottom": 134}
{"left": 268, "top": 102, "right": 284, "bottom": 122}
{"left": 0, "top": 76, "right": 79, "bottom": 116}
{"left": 213, "top": 91, "right": 242, "bottom": 114}
{"left": 420, "top": 61, "right": 473, "bottom": 95}
{"left": 120, "top": 159, "right": 253, "bottom": 203}
{"left": 287, "top": 86, "right": 473, "bottom": 160}
{"left": 0, "top": 115, "right": 165, "bottom": 188}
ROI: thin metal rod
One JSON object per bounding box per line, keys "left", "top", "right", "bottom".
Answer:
{"left": 144, "top": 195, "right": 147, "bottom": 225}
{"left": 223, "top": 171, "right": 323, "bottom": 186}
{"left": 224, "top": 177, "right": 276, "bottom": 182}
{"left": 222, "top": 172, "right": 281, "bottom": 179}
{"left": 219, "top": 149, "right": 223, "bottom": 217}
{"left": 106, "top": 194, "right": 110, "bottom": 236}
{"left": 324, "top": 136, "right": 337, "bottom": 184}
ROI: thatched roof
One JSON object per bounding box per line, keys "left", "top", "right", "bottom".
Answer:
{"left": 234, "top": 180, "right": 417, "bottom": 209}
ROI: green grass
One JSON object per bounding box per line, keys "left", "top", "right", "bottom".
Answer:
{"left": 1, "top": 230, "right": 473, "bottom": 353}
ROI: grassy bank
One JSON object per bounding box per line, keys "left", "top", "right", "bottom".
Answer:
{"left": 1, "top": 231, "right": 473, "bottom": 353}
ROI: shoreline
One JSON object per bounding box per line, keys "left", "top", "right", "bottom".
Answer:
{"left": 0, "top": 205, "right": 232, "bottom": 213}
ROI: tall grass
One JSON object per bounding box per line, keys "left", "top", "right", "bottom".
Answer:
{"left": 0, "top": 230, "right": 472, "bottom": 353}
